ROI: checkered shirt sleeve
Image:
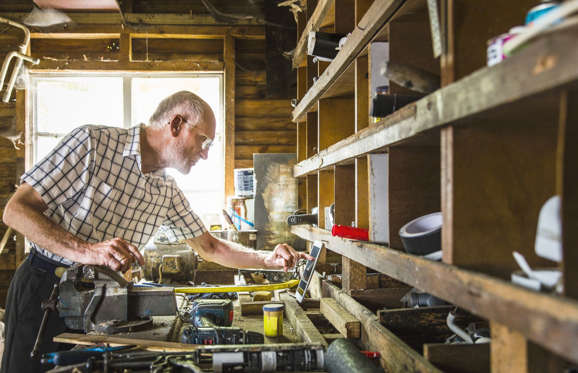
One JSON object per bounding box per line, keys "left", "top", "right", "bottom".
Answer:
{"left": 21, "top": 126, "right": 92, "bottom": 207}
{"left": 161, "top": 185, "right": 207, "bottom": 241}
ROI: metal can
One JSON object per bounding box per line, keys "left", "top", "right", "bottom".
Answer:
{"left": 263, "top": 303, "right": 284, "bottom": 337}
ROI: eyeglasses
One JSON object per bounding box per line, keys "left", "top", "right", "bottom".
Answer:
{"left": 201, "top": 136, "right": 213, "bottom": 152}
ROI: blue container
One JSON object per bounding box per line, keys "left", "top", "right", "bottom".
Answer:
{"left": 525, "top": 1, "right": 560, "bottom": 25}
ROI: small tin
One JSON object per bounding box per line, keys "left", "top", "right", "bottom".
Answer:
{"left": 263, "top": 303, "right": 284, "bottom": 337}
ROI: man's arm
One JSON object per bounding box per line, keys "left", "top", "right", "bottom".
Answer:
{"left": 186, "top": 232, "right": 312, "bottom": 272}
{"left": 3, "top": 183, "right": 143, "bottom": 272}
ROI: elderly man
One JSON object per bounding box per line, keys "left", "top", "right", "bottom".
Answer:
{"left": 1, "top": 90, "right": 310, "bottom": 372}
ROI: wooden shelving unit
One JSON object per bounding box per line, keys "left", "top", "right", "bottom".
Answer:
{"left": 292, "top": 0, "right": 578, "bottom": 371}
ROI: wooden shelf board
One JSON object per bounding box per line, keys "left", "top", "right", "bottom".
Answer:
{"left": 294, "top": 24, "right": 578, "bottom": 177}
{"left": 292, "top": 0, "right": 406, "bottom": 122}
{"left": 292, "top": 0, "right": 335, "bottom": 69}
{"left": 292, "top": 224, "right": 578, "bottom": 364}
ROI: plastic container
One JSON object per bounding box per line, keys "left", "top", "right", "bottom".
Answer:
{"left": 398, "top": 212, "right": 442, "bottom": 255}
{"left": 331, "top": 225, "right": 369, "bottom": 241}
{"left": 263, "top": 303, "right": 284, "bottom": 337}
{"left": 526, "top": 1, "right": 560, "bottom": 25}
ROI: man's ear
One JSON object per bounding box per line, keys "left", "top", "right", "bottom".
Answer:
{"left": 169, "top": 115, "right": 184, "bottom": 137}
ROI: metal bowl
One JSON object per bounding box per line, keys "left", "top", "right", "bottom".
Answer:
{"left": 399, "top": 212, "right": 442, "bottom": 255}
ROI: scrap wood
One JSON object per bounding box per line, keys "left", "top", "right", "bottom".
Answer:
{"left": 53, "top": 333, "right": 198, "bottom": 352}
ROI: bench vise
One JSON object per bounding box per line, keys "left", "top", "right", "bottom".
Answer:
{"left": 57, "top": 265, "right": 176, "bottom": 334}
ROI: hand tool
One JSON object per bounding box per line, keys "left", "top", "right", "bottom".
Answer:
{"left": 180, "top": 299, "right": 264, "bottom": 345}
{"left": 57, "top": 265, "right": 175, "bottom": 333}
{"left": 41, "top": 345, "right": 130, "bottom": 366}
{"left": 31, "top": 283, "right": 59, "bottom": 358}
{"left": 287, "top": 207, "right": 318, "bottom": 225}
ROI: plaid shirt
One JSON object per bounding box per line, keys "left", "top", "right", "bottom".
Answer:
{"left": 21, "top": 124, "right": 206, "bottom": 265}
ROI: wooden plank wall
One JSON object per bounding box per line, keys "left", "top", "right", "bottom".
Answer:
{"left": 234, "top": 38, "right": 295, "bottom": 169}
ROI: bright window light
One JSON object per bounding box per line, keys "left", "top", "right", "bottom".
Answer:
{"left": 31, "top": 73, "right": 224, "bottom": 224}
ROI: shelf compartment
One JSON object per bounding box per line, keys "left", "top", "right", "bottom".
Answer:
{"left": 292, "top": 0, "right": 406, "bottom": 122}
{"left": 292, "top": 0, "right": 335, "bottom": 69}
{"left": 292, "top": 224, "right": 578, "bottom": 364}
{"left": 321, "top": 278, "right": 443, "bottom": 372}
{"left": 294, "top": 24, "right": 578, "bottom": 177}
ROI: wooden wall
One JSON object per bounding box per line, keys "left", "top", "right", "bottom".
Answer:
{"left": 235, "top": 39, "right": 295, "bottom": 169}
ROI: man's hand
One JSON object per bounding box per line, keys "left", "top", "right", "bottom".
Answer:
{"left": 84, "top": 237, "right": 145, "bottom": 273}
{"left": 264, "top": 243, "right": 314, "bottom": 272}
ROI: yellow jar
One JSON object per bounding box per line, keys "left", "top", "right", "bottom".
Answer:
{"left": 263, "top": 303, "right": 284, "bottom": 337}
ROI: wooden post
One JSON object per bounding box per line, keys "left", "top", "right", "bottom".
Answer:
{"left": 558, "top": 90, "right": 578, "bottom": 300}
{"left": 119, "top": 31, "right": 132, "bottom": 63}
{"left": 224, "top": 32, "right": 236, "bottom": 200}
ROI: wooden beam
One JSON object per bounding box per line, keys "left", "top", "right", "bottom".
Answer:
{"left": 424, "top": 343, "right": 490, "bottom": 373}
{"left": 294, "top": 24, "right": 578, "bottom": 177}
{"left": 234, "top": 145, "right": 295, "bottom": 160}
{"left": 320, "top": 297, "right": 361, "bottom": 338}
{"left": 236, "top": 99, "right": 292, "bottom": 117}
{"left": 350, "top": 287, "right": 408, "bottom": 310}
{"left": 54, "top": 333, "right": 198, "bottom": 352}
{"left": 292, "top": 224, "right": 578, "bottom": 364}
{"left": 280, "top": 293, "right": 328, "bottom": 347}
{"left": 292, "top": 0, "right": 335, "bottom": 68}
{"left": 322, "top": 280, "right": 442, "bottom": 372}
{"left": 292, "top": 0, "right": 405, "bottom": 122}
{"left": 2, "top": 12, "right": 264, "bottom": 26}
{"left": 31, "top": 59, "right": 224, "bottom": 72}
{"left": 240, "top": 301, "right": 283, "bottom": 316}
{"left": 559, "top": 89, "right": 578, "bottom": 300}
{"left": 236, "top": 131, "right": 296, "bottom": 145}
{"left": 224, "top": 32, "right": 235, "bottom": 200}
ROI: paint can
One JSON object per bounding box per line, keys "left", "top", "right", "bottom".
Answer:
{"left": 263, "top": 303, "right": 284, "bottom": 337}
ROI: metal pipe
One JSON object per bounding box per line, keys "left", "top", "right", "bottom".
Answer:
{"left": 0, "top": 16, "right": 39, "bottom": 103}
{"left": 446, "top": 310, "right": 474, "bottom": 344}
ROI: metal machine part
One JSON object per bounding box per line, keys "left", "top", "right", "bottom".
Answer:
{"left": 179, "top": 299, "right": 264, "bottom": 345}
{"left": 57, "top": 265, "right": 176, "bottom": 333}
{"left": 209, "top": 343, "right": 325, "bottom": 373}
{"left": 141, "top": 238, "right": 196, "bottom": 283}
{"left": 325, "top": 339, "right": 382, "bottom": 373}
{"left": 0, "top": 16, "right": 40, "bottom": 103}
{"left": 31, "top": 284, "right": 59, "bottom": 358}
{"left": 287, "top": 207, "right": 319, "bottom": 226}
{"left": 46, "top": 343, "right": 325, "bottom": 373}
{"left": 446, "top": 310, "right": 491, "bottom": 344}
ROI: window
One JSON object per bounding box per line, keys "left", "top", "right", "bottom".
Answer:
{"left": 30, "top": 72, "right": 224, "bottom": 223}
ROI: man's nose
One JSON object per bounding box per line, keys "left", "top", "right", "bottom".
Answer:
{"left": 200, "top": 148, "right": 209, "bottom": 160}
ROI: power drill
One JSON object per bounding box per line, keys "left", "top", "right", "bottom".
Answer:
{"left": 180, "top": 299, "right": 264, "bottom": 345}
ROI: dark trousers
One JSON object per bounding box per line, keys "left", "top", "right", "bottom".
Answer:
{"left": 1, "top": 255, "right": 71, "bottom": 373}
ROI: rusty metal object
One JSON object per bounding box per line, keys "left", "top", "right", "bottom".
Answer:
{"left": 57, "top": 265, "right": 176, "bottom": 333}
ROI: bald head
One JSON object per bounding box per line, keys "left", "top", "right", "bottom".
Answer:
{"left": 148, "top": 90, "right": 213, "bottom": 130}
